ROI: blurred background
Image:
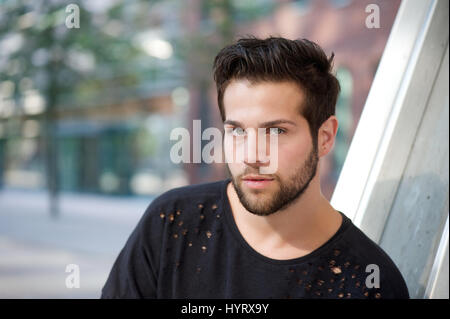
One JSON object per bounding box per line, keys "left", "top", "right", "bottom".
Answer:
{"left": 0, "top": 0, "right": 402, "bottom": 298}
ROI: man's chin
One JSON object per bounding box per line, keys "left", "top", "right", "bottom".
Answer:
{"left": 237, "top": 189, "right": 279, "bottom": 216}
{"left": 243, "top": 202, "right": 277, "bottom": 216}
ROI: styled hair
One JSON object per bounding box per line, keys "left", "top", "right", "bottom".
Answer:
{"left": 213, "top": 36, "right": 340, "bottom": 142}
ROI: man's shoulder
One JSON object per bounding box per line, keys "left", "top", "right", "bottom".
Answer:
{"left": 153, "top": 179, "right": 226, "bottom": 205}
{"left": 337, "top": 217, "right": 409, "bottom": 298}
{"left": 341, "top": 222, "right": 397, "bottom": 267}
{"left": 141, "top": 179, "right": 228, "bottom": 221}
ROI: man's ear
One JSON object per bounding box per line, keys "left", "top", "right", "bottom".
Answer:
{"left": 318, "top": 115, "right": 338, "bottom": 157}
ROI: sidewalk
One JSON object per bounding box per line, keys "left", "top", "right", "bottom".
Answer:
{"left": 0, "top": 189, "right": 153, "bottom": 298}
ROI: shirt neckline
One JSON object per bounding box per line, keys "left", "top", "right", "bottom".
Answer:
{"left": 220, "top": 178, "right": 352, "bottom": 266}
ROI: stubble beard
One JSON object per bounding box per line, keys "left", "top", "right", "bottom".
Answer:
{"left": 228, "top": 143, "right": 319, "bottom": 216}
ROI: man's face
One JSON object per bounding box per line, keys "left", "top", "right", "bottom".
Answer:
{"left": 223, "top": 79, "right": 319, "bottom": 216}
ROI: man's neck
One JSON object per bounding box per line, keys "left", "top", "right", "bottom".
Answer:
{"left": 226, "top": 178, "right": 342, "bottom": 260}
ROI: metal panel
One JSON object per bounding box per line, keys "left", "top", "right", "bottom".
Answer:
{"left": 331, "top": 0, "right": 437, "bottom": 222}
{"left": 379, "top": 44, "right": 449, "bottom": 298}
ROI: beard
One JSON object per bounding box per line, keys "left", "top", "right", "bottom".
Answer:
{"left": 228, "top": 143, "right": 319, "bottom": 216}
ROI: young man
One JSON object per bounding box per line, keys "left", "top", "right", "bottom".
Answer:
{"left": 101, "top": 37, "right": 409, "bottom": 299}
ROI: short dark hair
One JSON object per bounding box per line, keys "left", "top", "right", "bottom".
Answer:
{"left": 213, "top": 36, "right": 340, "bottom": 142}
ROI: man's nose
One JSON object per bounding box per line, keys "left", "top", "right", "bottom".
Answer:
{"left": 243, "top": 128, "right": 270, "bottom": 167}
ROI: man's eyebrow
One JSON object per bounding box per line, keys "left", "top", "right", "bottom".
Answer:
{"left": 223, "top": 119, "right": 297, "bottom": 127}
{"left": 260, "top": 119, "right": 297, "bottom": 127}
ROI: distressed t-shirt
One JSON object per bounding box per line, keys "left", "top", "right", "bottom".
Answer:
{"left": 101, "top": 178, "right": 409, "bottom": 299}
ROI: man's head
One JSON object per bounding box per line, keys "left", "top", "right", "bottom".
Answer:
{"left": 213, "top": 37, "right": 340, "bottom": 216}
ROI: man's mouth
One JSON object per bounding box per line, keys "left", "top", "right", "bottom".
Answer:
{"left": 241, "top": 175, "right": 274, "bottom": 189}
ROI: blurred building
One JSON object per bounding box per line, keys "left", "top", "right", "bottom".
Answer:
{"left": 0, "top": 0, "right": 191, "bottom": 199}
{"left": 0, "top": 0, "right": 401, "bottom": 202}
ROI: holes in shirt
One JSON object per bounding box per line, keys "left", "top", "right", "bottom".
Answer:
{"left": 291, "top": 259, "right": 366, "bottom": 298}
{"left": 331, "top": 266, "right": 342, "bottom": 274}
{"left": 167, "top": 203, "right": 225, "bottom": 278}
{"left": 286, "top": 252, "right": 372, "bottom": 299}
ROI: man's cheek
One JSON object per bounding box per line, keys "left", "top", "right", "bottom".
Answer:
{"left": 227, "top": 162, "right": 243, "bottom": 179}
{"left": 224, "top": 136, "right": 246, "bottom": 164}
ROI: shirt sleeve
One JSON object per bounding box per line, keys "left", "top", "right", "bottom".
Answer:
{"left": 101, "top": 200, "right": 164, "bottom": 299}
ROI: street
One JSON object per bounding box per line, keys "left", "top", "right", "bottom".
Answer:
{"left": 0, "top": 188, "right": 152, "bottom": 298}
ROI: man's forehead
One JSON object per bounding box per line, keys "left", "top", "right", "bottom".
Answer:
{"left": 223, "top": 79, "right": 305, "bottom": 108}
{"left": 223, "top": 80, "right": 306, "bottom": 122}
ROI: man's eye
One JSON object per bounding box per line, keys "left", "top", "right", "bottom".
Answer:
{"left": 232, "top": 127, "right": 246, "bottom": 136}
{"left": 269, "top": 127, "right": 285, "bottom": 135}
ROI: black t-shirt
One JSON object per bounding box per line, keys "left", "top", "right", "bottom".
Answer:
{"left": 101, "top": 179, "right": 409, "bottom": 299}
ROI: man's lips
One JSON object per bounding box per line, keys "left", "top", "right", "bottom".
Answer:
{"left": 241, "top": 176, "right": 274, "bottom": 189}
{"left": 242, "top": 175, "right": 274, "bottom": 181}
